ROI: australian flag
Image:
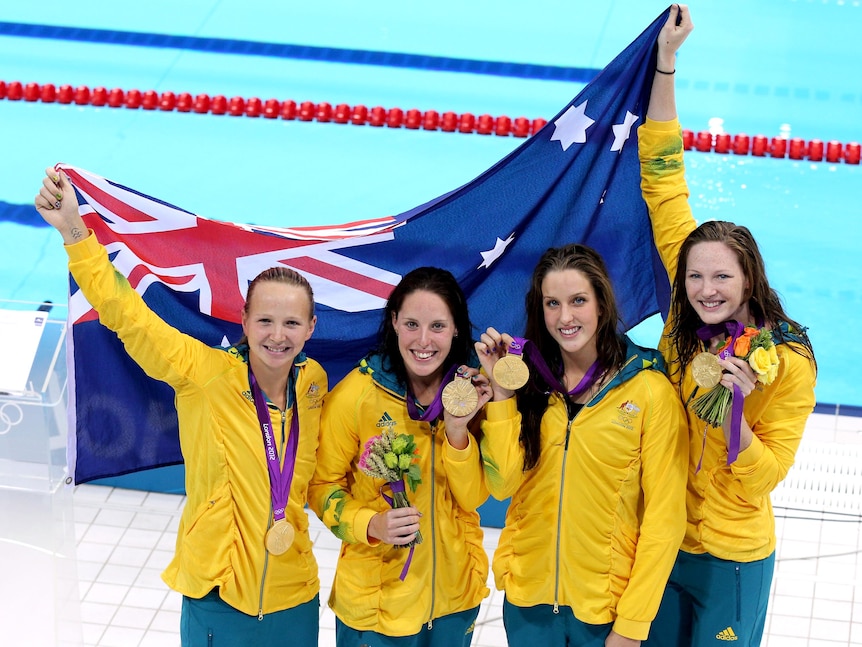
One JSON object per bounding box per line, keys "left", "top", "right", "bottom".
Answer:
{"left": 64, "top": 9, "right": 671, "bottom": 484}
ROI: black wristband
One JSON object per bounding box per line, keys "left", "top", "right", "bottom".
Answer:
{"left": 656, "top": 68, "right": 675, "bottom": 75}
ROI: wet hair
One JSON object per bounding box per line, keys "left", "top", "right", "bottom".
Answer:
{"left": 668, "top": 220, "right": 815, "bottom": 385}
{"left": 376, "top": 267, "right": 474, "bottom": 389}
{"left": 238, "top": 267, "right": 315, "bottom": 345}
{"left": 518, "top": 244, "right": 626, "bottom": 471}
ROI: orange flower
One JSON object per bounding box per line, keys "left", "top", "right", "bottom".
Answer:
{"left": 733, "top": 327, "right": 759, "bottom": 357}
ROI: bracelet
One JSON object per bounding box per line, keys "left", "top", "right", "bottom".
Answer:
{"left": 656, "top": 68, "right": 675, "bottom": 75}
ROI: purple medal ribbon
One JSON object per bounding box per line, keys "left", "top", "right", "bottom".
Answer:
{"left": 380, "top": 479, "right": 415, "bottom": 581}
{"left": 511, "top": 337, "right": 601, "bottom": 399}
{"left": 405, "top": 364, "right": 458, "bottom": 421}
{"left": 249, "top": 369, "right": 299, "bottom": 527}
{"left": 695, "top": 321, "right": 745, "bottom": 467}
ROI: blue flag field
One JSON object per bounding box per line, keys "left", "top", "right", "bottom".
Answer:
{"left": 63, "top": 9, "right": 672, "bottom": 484}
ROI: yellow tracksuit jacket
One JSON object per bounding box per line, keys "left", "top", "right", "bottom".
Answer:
{"left": 66, "top": 233, "right": 327, "bottom": 616}
{"left": 638, "top": 117, "right": 817, "bottom": 561}
{"left": 308, "top": 352, "right": 489, "bottom": 636}
{"left": 480, "top": 337, "right": 688, "bottom": 641}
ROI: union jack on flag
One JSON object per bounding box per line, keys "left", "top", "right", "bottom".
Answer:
{"left": 64, "top": 8, "right": 672, "bottom": 484}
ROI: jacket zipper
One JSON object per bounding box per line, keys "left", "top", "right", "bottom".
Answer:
{"left": 553, "top": 410, "right": 575, "bottom": 614}
{"left": 257, "top": 406, "right": 287, "bottom": 620}
{"left": 427, "top": 419, "right": 437, "bottom": 630}
{"left": 552, "top": 359, "right": 630, "bottom": 613}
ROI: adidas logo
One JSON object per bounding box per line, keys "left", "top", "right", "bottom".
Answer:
{"left": 376, "top": 412, "right": 397, "bottom": 428}
{"left": 716, "top": 626, "right": 738, "bottom": 641}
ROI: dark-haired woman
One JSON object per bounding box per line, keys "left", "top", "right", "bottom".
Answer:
{"left": 309, "top": 267, "right": 491, "bottom": 647}
{"left": 476, "top": 243, "right": 688, "bottom": 647}
{"left": 638, "top": 6, "right": 816, "bottom": 646}
{"left": 36, "top": 169, "right": 326, "bottom": 646}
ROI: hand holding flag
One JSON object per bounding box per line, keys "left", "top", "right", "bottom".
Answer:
{"left": 58, "top": 8, "right": 674, "bottom": 484}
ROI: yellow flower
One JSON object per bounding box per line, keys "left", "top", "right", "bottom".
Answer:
{"left": 748, "top": 346, "right": 770, "bottom": 378}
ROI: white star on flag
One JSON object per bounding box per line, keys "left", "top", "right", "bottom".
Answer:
{"left": 478, "top": 233, "right": 515, "bottom": 269}
{"left": 550, "top": 101, "right": 595, "bottom": 151}
{"left": 610, "top": 111, "right": 640, "bottom": 152}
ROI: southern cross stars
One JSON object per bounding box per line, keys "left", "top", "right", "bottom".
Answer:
{"left": 550, "top": 102, "right": 594, "bottom": 151}
{"left": 476, "top": 104, "right": 639, "bottom": 271}
{"left": 478, "top": 233, "right": 515, "bottom": 269}
{"left": 550, "top": 101, "right": 640, "bottom": 153}
{"left": 610, "top": 111, "right": 639, "bottom": 152}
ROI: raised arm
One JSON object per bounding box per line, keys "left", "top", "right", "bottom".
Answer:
{"left": 34, "top": 167, "right": 219, "bottom": 389}
{"left": 639, "top": 4, "right": 697, "bottom": 293}
{"left": 647, "top": 4, "right": 694, "bottom": 122}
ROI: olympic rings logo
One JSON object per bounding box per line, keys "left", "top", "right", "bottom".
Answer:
{"left": 0, "top": 402, "right": 24, "bottom": 435}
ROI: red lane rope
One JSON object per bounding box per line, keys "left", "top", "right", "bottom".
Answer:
{"left": 2, "top": 79, "right": 859, "bottom": 164}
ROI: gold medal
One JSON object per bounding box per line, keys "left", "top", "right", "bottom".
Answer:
{"left": 692, "top": 352, "right": 722, "bottom": 389}
{"left": 493, "top": 354, "right": 530, "bottom": 390}
{"left": 441, "top": 375, "right": 479, "bottom": 417}
{"left": 265, "top": 518, "right": 295, "bottom": 555}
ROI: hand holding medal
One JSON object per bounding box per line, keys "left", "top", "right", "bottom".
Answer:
{"left": 475, "top": 328, "right": 523, "bottom": 402}
{"left": 492, "top": 339, "right": 530, "bottom": 391}
{"left": 441, "top": 367, "right": 480, "bottom": 417}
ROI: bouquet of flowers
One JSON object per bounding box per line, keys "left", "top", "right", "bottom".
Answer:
{"left": 692, "top": 326, "right": 780, "bottom": 427}
{"left": 358, "top": 429, "right": 423, "bottom": 547}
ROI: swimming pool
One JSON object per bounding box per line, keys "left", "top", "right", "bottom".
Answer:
{"left": 2, "top": 0, "right": 860, "bottom": 409}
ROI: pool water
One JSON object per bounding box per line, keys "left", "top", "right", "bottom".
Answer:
{"left": 1, "top": 0, "right": 860, "bottom": 407}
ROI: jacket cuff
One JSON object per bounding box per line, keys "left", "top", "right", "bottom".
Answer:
{"left": 643, "top": 116, "right": 680, "bottom": 132}
{"left": 485, "top": 397, "right": 518, "bottom": 422}
{"left": 444, "top": 433, "right": 475, "bottom": 462}
{"left": 354, "top": 507, "right": 381, "bottom": 547}
{"left": 613, "top": 617, "right": 650, "bottom": 642}
{"left": 731, "top": 432, "right": 765, "bottom": 469}
{"left": 65, "top": 229, "right": 100, "bottom": 261}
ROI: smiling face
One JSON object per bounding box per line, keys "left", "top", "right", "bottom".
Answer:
{"left": 541, "top": 269, "right": 600, "bottom": 362}
{"left": 241, "top": 281, "right": 316, "bottom": 381}
{"left": 391, "top": 289, "right": 456, "bottom": 387}
{"left": 684, "top": 241, "right": 751, "bottom": 325}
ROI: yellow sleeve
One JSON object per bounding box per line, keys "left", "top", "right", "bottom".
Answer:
{"left": 443, "top": 432, "right": 490, "bottom": 511}
{"left": 637, "top": 117, "right": 696, "bottom": 287}
{"left": 613, "top": 372, "right": 689, "bottom": 640}
{"left": 308, "top": 372, "right": 381, "bottom": 546}
{"left": 479, "top": 397, "right": 526, "bottom": 500}
{"left": 728, "top": 345, "right": 817, "bottom": 498}
{"left": 65, "top": 231, "right": 220, "bottom": 388}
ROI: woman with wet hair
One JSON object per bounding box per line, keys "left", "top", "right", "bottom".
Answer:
{"left": 638, "top": 6, "right": 816, "bottom": 645}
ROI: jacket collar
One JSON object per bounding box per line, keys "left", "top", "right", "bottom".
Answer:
{"left": 598, "top": 335, "right": 666, "bottom": 397}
